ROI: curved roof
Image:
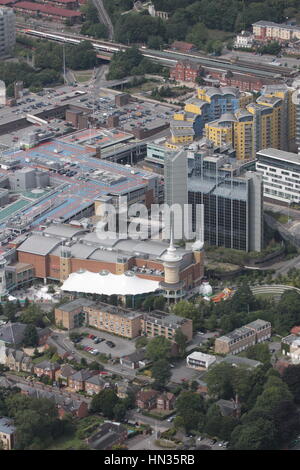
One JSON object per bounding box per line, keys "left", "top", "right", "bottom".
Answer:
{"left": 61, "top": 270, "right": 160, "bottom": 296}
{"left": 235, "top": 108, "right": 252, "bottom": 120}
{"left": 205, "top": 87, "right": 222, "bottom": 97}
{"left": 218, "top": 112, "right": 236, "bottom": 123}
{"left": 220, "top": 86, "right": 239, "bottom": 96}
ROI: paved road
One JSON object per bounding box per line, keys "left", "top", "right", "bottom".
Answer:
{"left": 127, "top": 410, "right": 172, "bottom": 432}
{"left": 270, "top": 253, "right": 300, "bottom": 276}
{"left": 264, "top": 202, "right": 300, "bottom": 221}
{"left": 92, "top": 0, "right": 114, "bottom": 40}
{"left": 128, "top": 433, "right": 167, "bottom": 450}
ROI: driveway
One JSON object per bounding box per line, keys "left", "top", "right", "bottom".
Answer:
{"left": 170, "top": 360, "right": 205, "bottom": 384}
{"left": 77, "top": 327, "right": 136, "bottom": 358}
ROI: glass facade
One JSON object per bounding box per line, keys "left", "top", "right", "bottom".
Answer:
{"left": 188, "top": 190, "right": 248, "bottom": 250}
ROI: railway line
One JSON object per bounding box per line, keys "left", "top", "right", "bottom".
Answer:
{"left": 17, "top": 27, "right": 296, "bottom": 79}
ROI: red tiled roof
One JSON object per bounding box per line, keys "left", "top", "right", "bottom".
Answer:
{"left": 171, "top": 41, "right": 196, "bottom": 51}
{"left": 291, "top": 326, "right": 300, "bottom": 335}
{"left": 50, "top": 0, "right": 77, "bottom": 3}
{"left": 137, "top": 389, "right": 158, "bottom": 401}
{"left": 0, "top": 0, "right": 17, "bottom": 4}
{"left": 14, "top": 1, "right": 82, "bottom": 17}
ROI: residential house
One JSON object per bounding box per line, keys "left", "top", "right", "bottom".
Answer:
{"left": 68, "top": 369, "right": 96, "bottom": 391}
{"left": 56, "top": 398, "right": 89, "bottom": 419}
{"left": 119, "top": 349, "right": 149, "bottom": 370}
{"left": 216, "top": 398, "right": 241, "bottom": 418}
{"left": 136, "top": 389, "right": 159, "bottom": 410}
{"left": 6, "top": 349, "right": 32, "bottom": 372}
{"left": 37, "top": 327, "right": 51, "bottom": 346}
{"left": 0, "top": 342, "right": 33, "bottom": 373}
{"left": 34, "top": 360, "right": 60, "bottom": 381}
{"left": 85, "top": 374, "right": 110, "bottom": 396}
{"left": 282, "top": 334, "right": 300, "bottom": 364}
{"left": 87, "top": 422, "right": 128, "bottom": 450}
{"left": 0, "top": 322, "right": 51, "bottom": 347}
{"left": 156, "top": 392, "right": 175, "bottom": 411}
{"left": 18, "top": 382, "right": 89, "bottom": 419}
{"left": 55, "top": 364, "right": 76, "bottom": 386}
{"left": 115, "top": 381, "right": 136, "bottom": 400}
{"left": 0, "top": 417, "right": 16, "bottom": 450}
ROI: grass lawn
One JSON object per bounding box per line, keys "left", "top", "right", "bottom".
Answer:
{"left": 254, "top": 292, "right": 279, "bottom": 301}
{"left": 47, "top": 433, "right": 83, "bottom": 450}
{"left": 125, "top": 80, "right": 163, "bottom": 94}
{"left": 32, "top": 353, "right": 50, "bottom": 364}
{"left": 266, "top": 210, "right": 290, "bottom": 224}
{"left": 73, "top": 70, "right": 93, "bottom": 83}
{"left": 155, "top": 439, "right": 177, "bottom": 449}
{"left": 48, "top": 415, "right": 105, "bottom": 450}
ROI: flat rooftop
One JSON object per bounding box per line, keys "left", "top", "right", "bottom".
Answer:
{"left": 60, "top": 128, "right": 134, "bottom": 149}
{"left": 0, "top": 138, "right": 157, "bottom": 230}
{"left": 257, "top": 148, "right": 300, "bottom": 166}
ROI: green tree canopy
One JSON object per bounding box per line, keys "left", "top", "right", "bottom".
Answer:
{"left": 23, "top": 324, "right": 39, "bottom": 348}
{"left": 146, "top": 336, "right": 172, "bottom": 362}
{"left": 152, "top": 359, "right": 171, "bottom": 389}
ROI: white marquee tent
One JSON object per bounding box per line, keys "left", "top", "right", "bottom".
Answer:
{"left": 61, "top": 270, "right": 160, "bottom": 296}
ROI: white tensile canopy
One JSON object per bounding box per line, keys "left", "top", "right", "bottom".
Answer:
{"left": 61, "top": 270, "right": 160, "bottom": 296}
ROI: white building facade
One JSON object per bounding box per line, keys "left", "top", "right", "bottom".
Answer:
{"left": 186, "top": 351, "right": 216, "bottom": 370}
{"left": 256, "top": 148, "right": 300, "bottom": 204}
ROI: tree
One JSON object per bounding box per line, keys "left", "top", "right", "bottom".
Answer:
{"left": 135, "top": 337, "right": 148, "bottom": 349}
{"left": 4, "top": 302, "right": 18, "bottom": 322}
{"left": 283, "top": 365, "right": 300, "bottom": 403}
{"left": 113, "top": 403, "right": 126, "bottom": 421}
{"left": 4, "top": 395, "right": 66, "bottom": 450}
{"left": 142, "top": 295, "right": 155, "bottom": 312}
{"left": 147, "top": 35, "right": 164, "bottom": 50}
{"left": 23, "top": 324, "right": 39, "bottom": 348}
{"left": 206, "top": 363, "right": 234, "bottom": 399}
{"left": 230, "top": 418, "right": 278, "bottom": 450}
{"left": 230, "top": 282, "right": 257, "bottom": 313}
{"left": 88, "top": 361, "right": 103, "bottom": 371}
{"left": 107, "top": 47, "right": 161, "bottom": 80}
{"left": 153, "top": 296, "right": 166, "bottom": 311}
{"left": 146, "top": 336, "right": 172, "bottom": 362}
{"left": 186, "top": 22, "right": 208, "bottom": 49}
{"left": 20, "top": 304, "right": 45, "bottom": 328}
{"left": 172, "top": 300, "right": 201, "bottom": 330}
{"left": 204, "top": 404, "right": 224, "bottom": 437}
{"left": 80, "top": 358, "right": 87, "bottom": 367}
{"left": 174, "top": 329, "right": 187, "bottom": 358}
{"left": 176, "top": 391, "right": 205, "bottom": 432}
{"left": 152, "top": 359, "right": 171, "bottom": 389}
{"left": 245, "top": 343, "right": 271, "bottom": 364}
{"left": 90, "top": 389, "right": 119, "bottom": 418}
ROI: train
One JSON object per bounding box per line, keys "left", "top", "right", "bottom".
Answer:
{"left": 21, "top": 29, "right": 126, "bottom": 53}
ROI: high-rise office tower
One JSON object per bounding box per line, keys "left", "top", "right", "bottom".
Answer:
{"left": 0, "top": 8, "right": 15, "bottom": 58}
{"left": 187, "top": 148, "right": 264, "bottom": 252}
{"left": 164, "top": 148, "right": 189, "bottom": 240}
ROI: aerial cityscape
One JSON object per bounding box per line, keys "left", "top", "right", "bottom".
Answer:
{"left": 1, "top": 0, "right": 300, "bottom": 454}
